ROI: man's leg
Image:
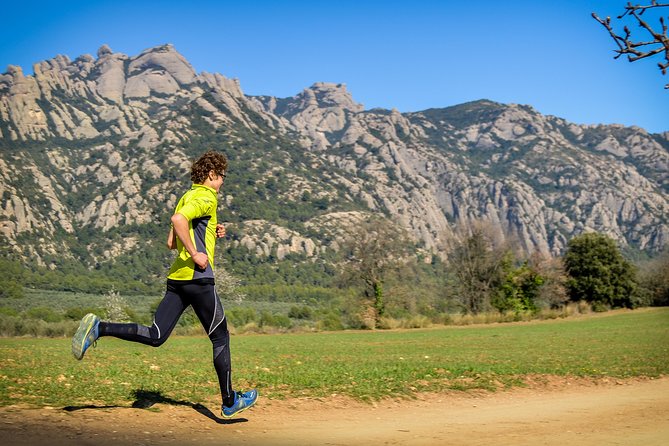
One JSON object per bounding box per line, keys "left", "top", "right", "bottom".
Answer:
{"left": 98, "top": 283, "right": 187, "bottom": 347}
{"left": 186, "top": 282, "right": 234, "bottom": 406}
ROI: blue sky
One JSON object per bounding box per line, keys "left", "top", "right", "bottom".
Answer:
{"left": 1, "top": 0, "right": 667, "bottom": 133}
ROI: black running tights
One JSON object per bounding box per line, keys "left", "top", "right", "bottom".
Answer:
{"left": 98, "top": 281, "right": 233, "bottom": 406}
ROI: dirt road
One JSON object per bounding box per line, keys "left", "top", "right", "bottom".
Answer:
{"left": 2, "top": 377, "right": 668, "bottom": 445}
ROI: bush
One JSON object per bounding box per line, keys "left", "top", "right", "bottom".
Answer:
{"left": 259, "top": 311, "right": 292, "bottom": 329}
{"left": 103, "top": 288, "right": 132, "bottom": 322}
{"left": 64, "top": 307, "right": 104, "bottom": 320}
{"left": 316, "top": 311, "right": 344, "bottom": 331}
{"left": 0, "top": 280, "right": 24, "bottom": 299}
{"left": 0, "top": 307, "right": 19, "bottom": 317}
{"left": 403, "top": 315, "right": 432, "bottom": 329}
{"left": 25, "top": 307, "right": 63, "bottom": 323}
{"left": 288, "top": 305, "right": 313, "bottom": 319}
{"left": 227, "top": 307, "right": 257, "bottom": 328}
{"left": 378, "top": 315, "right": 432, "bottom": 329}
{"left": 177, "top": 307, "right": 200, "bottom": 327}
{"left": 493, "top": 263, "right": 543, "bottom": 314}
{"left": 0, "top": 314, "right": 76, "bottom": 337}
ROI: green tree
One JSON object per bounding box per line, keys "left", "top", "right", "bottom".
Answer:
{"left": 563, "top": 232, "right": 639, "bottom": 309}
{"left": 0, "top": 258, "right": 26, "bottom": 299}
{"left": 493, "top": 262, "right": 544, "bottom": 314}
{"left": 0, "top": 280, "right": 24, "bottom": 299}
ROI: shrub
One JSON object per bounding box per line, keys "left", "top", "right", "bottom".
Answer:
{"left": 0, "top": 307, "right": 19, "bottom": 317}
{"left": 493, "top": 263, "right": 543, "bottom": 314}
{"left": 259, "top": 310, "right": 292, "bottom": 329}
{"left": 0, "top": 314, "right": 77, "bottom": 337}
{"left": 316, "top": 311, "right": 344, "bottom": 331}
{"left": 25, "top": 307, "right": 63, "bottom": 322}
{"left": 103, "top": 288, "right": 131, "bottom": 322}
{"left": 64, "top": 307, "right": 104, "bottom": 320}
{"left": 288, "top": 305, "right": 313, "bottom": 319}
{"left": 402, "top": 315, "right": 432, "bottom": 328}
{"left": 227, "top": 307, "right": 257, "bottom": 328}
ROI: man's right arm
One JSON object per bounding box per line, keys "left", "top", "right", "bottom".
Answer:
{"left": 170, "top": 213, "right": 209, "bottom": 269}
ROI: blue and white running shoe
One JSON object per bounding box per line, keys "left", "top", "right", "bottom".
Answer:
{"left": 221, "top": 389, "right": 258, "bottom": 418}
{"left": 71, "top": 313, "right": 100, "bottom": 360}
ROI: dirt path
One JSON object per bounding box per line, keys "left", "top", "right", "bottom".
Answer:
{"left": 2, "top": 377, "right": 668, "bottom": 446}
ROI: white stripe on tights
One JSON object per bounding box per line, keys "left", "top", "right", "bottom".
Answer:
{"left": 208, "top": 289, "right": 225, "bottom": 335}
{"left": 208, "top": 292, "right": 218, "bottom": 335}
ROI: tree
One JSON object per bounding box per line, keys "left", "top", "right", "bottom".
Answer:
{"left": 592, "top": 2, "right": 669, "bottom": 89}
{"left": 563, "top": 232, "right": 639, "bottom": 309}
{"left": 214, "top": 258, "right": 247, "bottom": 303}
{"left": 0, "top": 279, "right": 24, "bottom": 299}
{"left": 637, "top": 246, "right": 669, "bottom": 306}
{"left": 0, "top": 258, "right": 26, "bottom": 299}
{"left": 446, "top": 222, "right": 514, "bottom": 315}
{"left": 528, "top": 252, "right": 569, "bottom": 310}
{"left": 493, "top": 262, "right": 544, "bottom": 314}
{"left": 103, "top": 287, "right": 131, "bottom": 322}
{"left": 339, "top": 216, "right": 412, "bottom": 328}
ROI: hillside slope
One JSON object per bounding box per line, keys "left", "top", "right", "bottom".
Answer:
{"left": 1, "top": 44, "right": 667, "bottom": 288}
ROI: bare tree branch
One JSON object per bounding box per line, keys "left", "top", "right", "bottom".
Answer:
{"left": 592, "top": 2, "right": 669, "bottom": 88}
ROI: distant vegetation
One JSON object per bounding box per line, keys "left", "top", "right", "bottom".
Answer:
{"left": 1, "top": 230, "right": 667, "bottom": 337}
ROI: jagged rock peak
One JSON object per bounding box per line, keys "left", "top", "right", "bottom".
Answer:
{"left": 301, "top": 82, "right": 364, "bottom": 112}
{"left": 5, "top": 65, "right": 23, "bottom": 77}
{"left": 127, "top": 43, "right": 196, "bottom": 85}
{"left": 97, "top": 44, "right": 113, "bottom": 58}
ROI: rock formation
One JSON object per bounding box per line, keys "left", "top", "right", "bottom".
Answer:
{"left": 0, "top": 45, "right": 667, "bottom": 271}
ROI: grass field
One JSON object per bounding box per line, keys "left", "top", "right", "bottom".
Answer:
{"left": 1, "top": 308, "right": 667, "bottom": 408}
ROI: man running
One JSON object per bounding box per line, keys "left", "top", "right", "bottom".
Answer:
{"left": 72, "top": 150, "right": 257, "bottom": 419}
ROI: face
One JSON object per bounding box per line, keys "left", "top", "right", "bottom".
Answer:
{"left": 207, "top": 170, "right": 226, "bottom": 192}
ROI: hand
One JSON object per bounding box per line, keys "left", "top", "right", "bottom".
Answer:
{"left": 192, "top": 252, "right": 209, "bottom": 270}
{"left": 216, "top": 224, "right": 226, "bottom": 238}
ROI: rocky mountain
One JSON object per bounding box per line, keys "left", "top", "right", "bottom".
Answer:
{"left": 1, "top": 44, "right": 667, "bottom": 286}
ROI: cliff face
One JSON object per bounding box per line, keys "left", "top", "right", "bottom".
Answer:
{"left": 1, "top": 45, "right": 667, "bottom": 272}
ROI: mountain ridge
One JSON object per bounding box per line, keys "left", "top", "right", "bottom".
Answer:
{"left": 1, "top": 44, "right": 667, "bottom": 288}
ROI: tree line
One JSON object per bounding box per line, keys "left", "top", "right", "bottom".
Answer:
{"left": 339, "top": 218, "right": 669, "bottom": 328}
{"left": 2, "top": 221, "right": 668, "bottom": 333}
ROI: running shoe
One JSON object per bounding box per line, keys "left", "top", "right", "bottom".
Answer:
{"left": 221, "top": 389, "right": 258, "bottom": 418}
{"left": 71, "top": 313, "right": 100, "bottom": 360}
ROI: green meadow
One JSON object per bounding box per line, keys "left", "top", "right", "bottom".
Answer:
{"left": 1, "top": 308, "right": 667, "bottom": 408}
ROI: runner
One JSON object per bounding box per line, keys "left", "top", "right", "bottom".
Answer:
{"left": 71, "top": 150, "right": 257, "bottom": 419}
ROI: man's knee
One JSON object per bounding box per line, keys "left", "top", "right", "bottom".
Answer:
{"left": 148, "top": 337, "right": 167, "bottom": 347}
{"left": 146, "top": 324, "right": 167, "bottom": 347}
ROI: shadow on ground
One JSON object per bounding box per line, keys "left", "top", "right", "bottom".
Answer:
{"left": 62, "top": 389, "right": 246, "bottom": 424}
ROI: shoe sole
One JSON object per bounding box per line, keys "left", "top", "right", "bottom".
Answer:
{"left": 221, "top": 395, "right": 258, "bottom": 419}
{"left": 72, "top": 314, "right": 97, "bottom": 360}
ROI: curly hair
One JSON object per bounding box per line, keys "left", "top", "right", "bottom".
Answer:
{"left": 190, "top": 151, "right": 228, "bottom": 184}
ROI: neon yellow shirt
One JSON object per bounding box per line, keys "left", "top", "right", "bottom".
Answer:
{"left": 167, "top": 184, "right": 218, "bottom": 281}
